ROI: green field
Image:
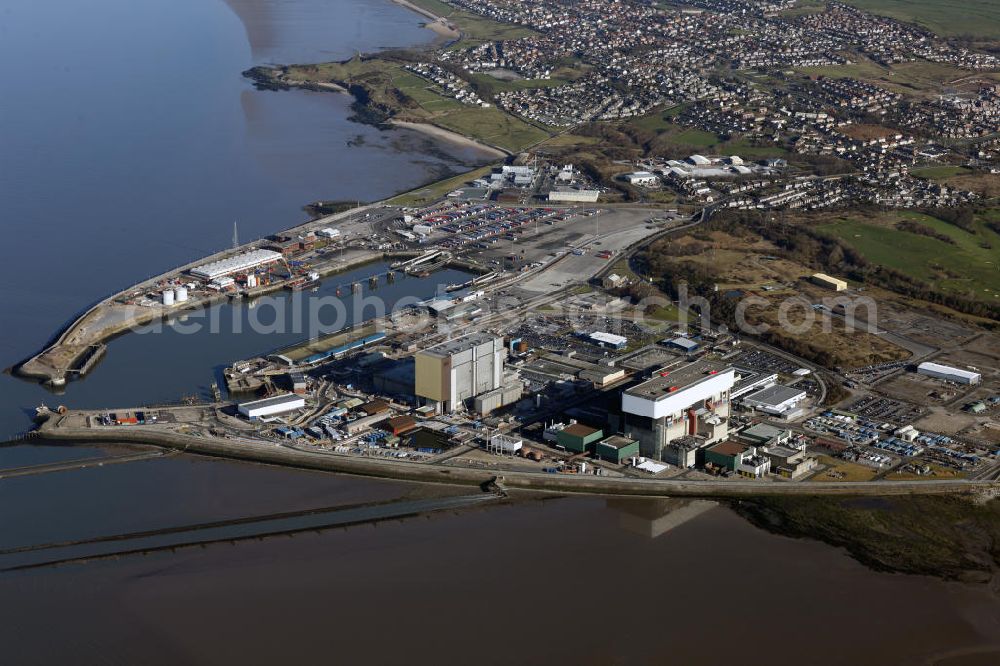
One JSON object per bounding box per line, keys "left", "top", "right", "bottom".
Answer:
{"left": 720, "top": 137, "right": 790, "bottom": 159}
{"left": 389, "top": 165, "right": 493, "bottom": 206}
{"left": 797, "top": 57, "right": 1000, "bottom": 97}
{"left": 626, "top": 104, "right": 687, "bottom": 133}
{"left": 392, "top": 71, "right": 463, "bottom": 112}
{"left": 432, "top": 106, "right": 550, "bottom": 152}
{"left": 842, "top": 0, "right": 1000, "bottom": 39}
{"left": 538, "top": 133, "right": 601, "bottom": 148}
{"left": 910, "top": 166, "right": 973, "bottom": 180}
{"left": 778, "top": 0, "right": 826, "bottom": 18}
{"left": 470, "top": 73, "right": 571, "bottom": 93}
{"left": 797, "top": 58, "right": 891, "bottom": 82}
{"left": 664, "top": 128, "right": 721, "bottom": 148}
{"left": 403, "top": 0, "right": 453, "bottom": 17}
{"left": 817, "top": 212, "right": 1000, "bottom": 300}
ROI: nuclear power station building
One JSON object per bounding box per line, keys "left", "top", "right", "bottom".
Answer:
{"left": 620, "top": 360, "right": 735, "bottom": 467}
{"left": 415, "top": 333, "right": 506, "bottom": 413}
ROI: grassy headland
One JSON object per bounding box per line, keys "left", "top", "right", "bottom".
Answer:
{"left": 247, "top": 55, "right": 551, "bottom": 154}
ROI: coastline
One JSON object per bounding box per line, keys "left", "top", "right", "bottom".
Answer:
{"left": 390, "top": 120, "right": 509, "bottom": 158}
{"left": 390, "top": 0, "right": 461, "bottom": 41}
{"left": 389, "top": 0, "right": 441, "bottom": 22}
{"left": 32, "top": 420, "right": 1000, "bottom": 500}
{"left": 243, "top": 67, "right": 510, "bottom": 158}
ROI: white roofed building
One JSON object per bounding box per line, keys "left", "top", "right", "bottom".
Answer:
{"left": 623, "top": 171, "right": 660, "bottom": 186}
{"left": 238, "top": 393, "right": 306, "bottom": 419}
{"left": 917, "top": 362, "right": 981, "bottom": 385}
{"left": 190, "top": 249, "right": 282, "bottom": 281}
{"left": 548, "top": 188, "right": 600, "bottom": 203}
{"left": 740, "top": 384, "right": 808, "bottom": 417}
{"left": 589, "top": 331, "right": 627, "bottom": 350}
{"left": 621, "top": 360, "right": 735, "bottom": 465}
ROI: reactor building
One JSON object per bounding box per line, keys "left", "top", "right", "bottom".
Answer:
{"left": 620, "top": 360, "right": 735, "bottom": 467}
{"left": 415, "top": 333, "right": 506, "bottom": 413}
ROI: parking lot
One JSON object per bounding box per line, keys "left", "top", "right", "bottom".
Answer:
{"left": 845, "top": 395, "right": 927, "bottom": 425}
{"left": 731, "top": 349, "right": 802, "bottom": 376}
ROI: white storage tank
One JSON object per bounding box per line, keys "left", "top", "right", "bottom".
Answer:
{"left": 162, "top": 289, "right": 175, "bottom": 306}
{"left": 175, "top": 286, "right": 189, "bottom": 302}
{"left": 246, "top": 273, "right": 257, "bottom": 288}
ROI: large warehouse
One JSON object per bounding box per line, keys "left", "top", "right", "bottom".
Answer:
{"left": 917, "top": 362, "right": 981, "bottom": 385}
{"left": 190, "top": 249, "right": 283, "bottom": 281}
{"left": 589, "top": 331, "right": 627, "bottom": 350}
{"left": 740, "top": 384, "right": 808, "bottom": 417}
{"left": 548, "top": 188, "right": 600, "bottom": 203}
{"left": 238, "top": 393, "right": 306, "bottom": 420}
{"left": 621, "top": 360, "right": 735, "bottom": 464}
{"left": 415, "top": 333, "right": 505, "bottom": 413}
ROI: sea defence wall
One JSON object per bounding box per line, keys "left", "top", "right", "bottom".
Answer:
{"left": 35, "top": 423, "right": 1000, "bottom": 500}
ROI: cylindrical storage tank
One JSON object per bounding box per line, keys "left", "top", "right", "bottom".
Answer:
{"left": 175, "top": 286, "right": 189, "bottom": 302}
{"left": 162, "top": 289, "right": 175, "bottom": 306}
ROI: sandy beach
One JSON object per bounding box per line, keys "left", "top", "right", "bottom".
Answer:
{"left": 390, "top": 0, "right": 461, "bottom": 40}
{"left": 390, "top": 120, "right": 509, "bottom": 157}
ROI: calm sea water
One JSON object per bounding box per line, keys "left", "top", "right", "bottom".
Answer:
{"left": 1, "top": 483, "right": 999, "bottom": 666}
{"left": 0, "top": 0, "right": 492, "bottom": 439}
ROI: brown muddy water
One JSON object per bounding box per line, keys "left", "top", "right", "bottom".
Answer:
{"left": 1, "top": 449, "right": 999, "bottom": 666}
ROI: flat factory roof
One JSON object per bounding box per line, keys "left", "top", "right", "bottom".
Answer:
{"left": 667, "top": 336, "right": 699, "bottom": 350}
{"left": 624, "top": 360, "right": 731, "bottom": 400}
{"left": 918, "top": 362, "right": 981, "bottom": 381}
{"left": 190, "top": 249, "right": 282, "bottom": 280}
{"left": 708, "top": 440, "right": 747, "bottom": 457}
{"left": 766, "top": 445, "right": 801, "bottom": 459}
{"left": 239, "top": 393, "right": 304, "bottom": 409}
{"left": 561, "top": 423, "right": 600, "bottom": 438}
{"left": 740, "top": 423, "right": 786, "bottom": 441}
{"left": 420, "top": 332, "right": 499, "bottom": 358}
{"left": 590, "top": 331, "right": 627, "bottom": 346}
{"left": 598, "top": 435, "right": 637, "bottom": 450}
{"left": 743, "top": 384, "right": 807, "bottom": 407}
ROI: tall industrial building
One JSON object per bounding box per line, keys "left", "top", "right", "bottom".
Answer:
{"left": 620, "top": 360, "right": 735, "bottom": 466}
{"left": 415, "top": 333, "right": 505, "bottom": 413}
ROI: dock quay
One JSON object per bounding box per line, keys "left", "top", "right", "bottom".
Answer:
{"left": 12, "top": 200, "right": 398, "bottom": 388}
{"left": 13, "top": 199, "right": 659, "bottom": 389}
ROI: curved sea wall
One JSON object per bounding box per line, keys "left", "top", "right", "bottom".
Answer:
{"left": 35, "top": 423, "right": 1000, "bottom": 500}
